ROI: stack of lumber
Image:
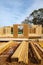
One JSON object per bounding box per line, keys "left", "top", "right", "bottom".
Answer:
{"left": 29, "top": 42, "right": 41, "bottom": 63}
{"left": 34, "top": 42, "right": 43, "bottom": 53}
{"left": 11, "top": 41, "right": 28, "bottom": 64}
{"left": 0, "top": 41, "right": 18, "bottom": 54}
{"left": 34, "top": 42, "right": 43, "bottom": 58}
{"left": 0, "top": 40, "right": 43, "bottom": 65}
{"left": 0, "top": 41, "right": 20, "bottom": 62}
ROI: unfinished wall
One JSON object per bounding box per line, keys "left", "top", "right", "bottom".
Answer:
{"left": 28, "top": 25, "right": 37, "bottom": 34}
{"left": 0, "top": 27, "right": 4, "bottom": 35}
{"left": 0, "top": 24, "right": 42, "bottom": 38}
{"left": 36, "top": 25, "right": 42, "bottom": 34}
{"left": 4, "top": 26, "right": 13, "bottom": 34}
{"left": 30, "top": 25, "right": 42, "bottom": 34}
{"left": 13, "top": 24, "right": 29, "bottom": 38}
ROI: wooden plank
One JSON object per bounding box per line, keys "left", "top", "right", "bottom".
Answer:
{"left": 34, "top": 43, "right": 43, "bottom": 53}
{"left": 18, "top": 41, "right": 28, "bottom": 64}
{"left": 0, "top": 42, "right": 6, "bottom": 46}
{"left": 29, "top": 42, "right": 41, "bottom": 63}
{"left": 0, "top": 42, "right": 20, "bottom": 62}
{"left": 0, "top": 38, "right": 28, "bottom": 42}
{"left": 29, "top": 34, "right": 42, "bottom": 37}
{"left": 11, "top": 41, "right": 28, "bottom": 64}
{"left": 34, "top": 43, "right": 43, "bottom": 59}
{"left": 39, "top": 41, "right": 43, "bottom": 48}
{"left": 0, "top": 41, "right": 17, "bottom": 54}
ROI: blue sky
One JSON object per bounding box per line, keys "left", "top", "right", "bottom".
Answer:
{"left": 0, "top": 0, "right": 43, "bottom": 26}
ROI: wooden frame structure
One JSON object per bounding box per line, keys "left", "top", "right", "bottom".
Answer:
{"left": 13, "top": 24, "right": 29, "bottom": 38}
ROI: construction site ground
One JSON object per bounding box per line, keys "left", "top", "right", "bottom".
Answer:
{"left": 0, "top": 39, "right": 43, "bottom": 65}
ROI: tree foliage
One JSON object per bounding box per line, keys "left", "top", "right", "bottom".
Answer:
{"left": 29, "top": 8, "right": 43, "bottom": 25}
{"left": 22, "top": 8, "right": 43, "bottom": 26}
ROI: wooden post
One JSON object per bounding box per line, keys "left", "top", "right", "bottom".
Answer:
{"left": 23, "top": 24, "right": 28, "bottom": 38}
{"left": 13, "top": 24, "right": 18, "bottom": 38}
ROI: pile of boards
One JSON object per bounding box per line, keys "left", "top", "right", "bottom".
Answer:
{"left": 0, "top": 40, "right": 43, "bottom": 65}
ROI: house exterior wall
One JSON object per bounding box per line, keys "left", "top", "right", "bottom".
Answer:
{"left": 13, "top": 24, "right": 28, "bottom": 38}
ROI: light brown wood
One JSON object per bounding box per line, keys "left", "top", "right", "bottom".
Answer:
{"left": 0, "top": 41, "right": 17, "bottom": 54}
{"left": 0, "top": 27, "right": 4, "bottom": 35}
{"left": 34, "top": 43, "right": 43, "bottom": 53}
{"left": 39, "top": 41, "right": 43, "bottom": 48}
{"left": 13, "top": 24, "right": 18, "bottom": 38}
{"left": 0, "top": 41, "right": 19, "bottom": 62}
{"left": 29, "top": 34, "right": 41, "bottom": 39}
{"left": 36, "top": 25, "right": 42, "bottom": 34}
{"left": 29, "top": 42, "right": 41, "bottom": 63}
{"left": 13, "top": 24, "right": 29, "bottom": 38}
{"left": 11, "top": 41, "right": 28, "bottom": 64}
{"left": 23, "top": 24, "right": 28, "bottom": 38}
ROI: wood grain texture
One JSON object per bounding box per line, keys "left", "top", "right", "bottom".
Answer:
{"left": 34, "top": 43, "right": 43, "bottom": 53}
{"left": 0, "top": 41, "right": 18, "bottom": 54}
{"left": 11, "top": 41, "right": 28, "bottom": 64}
{"left": 29, "top": 42, "right": 41, "bottom": 63}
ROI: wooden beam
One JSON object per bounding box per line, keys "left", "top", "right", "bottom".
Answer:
{"left": 0, "top": 41, "right": 17, "bottom": 54}
{"left": 0, "top": 41, "right": 19, "bottom": 62}
{"left": 34, "top": 43, "right": 43, "bottom": 53}
{"left": 11, "top": 41, "right": 28, "bottom": 64}
{"left": 29, "top": 42, "right": 41, "bottom": 63}
{"left": 34, "top": 43, "right": 43, "bottom": 59}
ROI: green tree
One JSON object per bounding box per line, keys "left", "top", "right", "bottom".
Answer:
{"left": 30, "top": 8, "right": 43, "bottom": 25}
